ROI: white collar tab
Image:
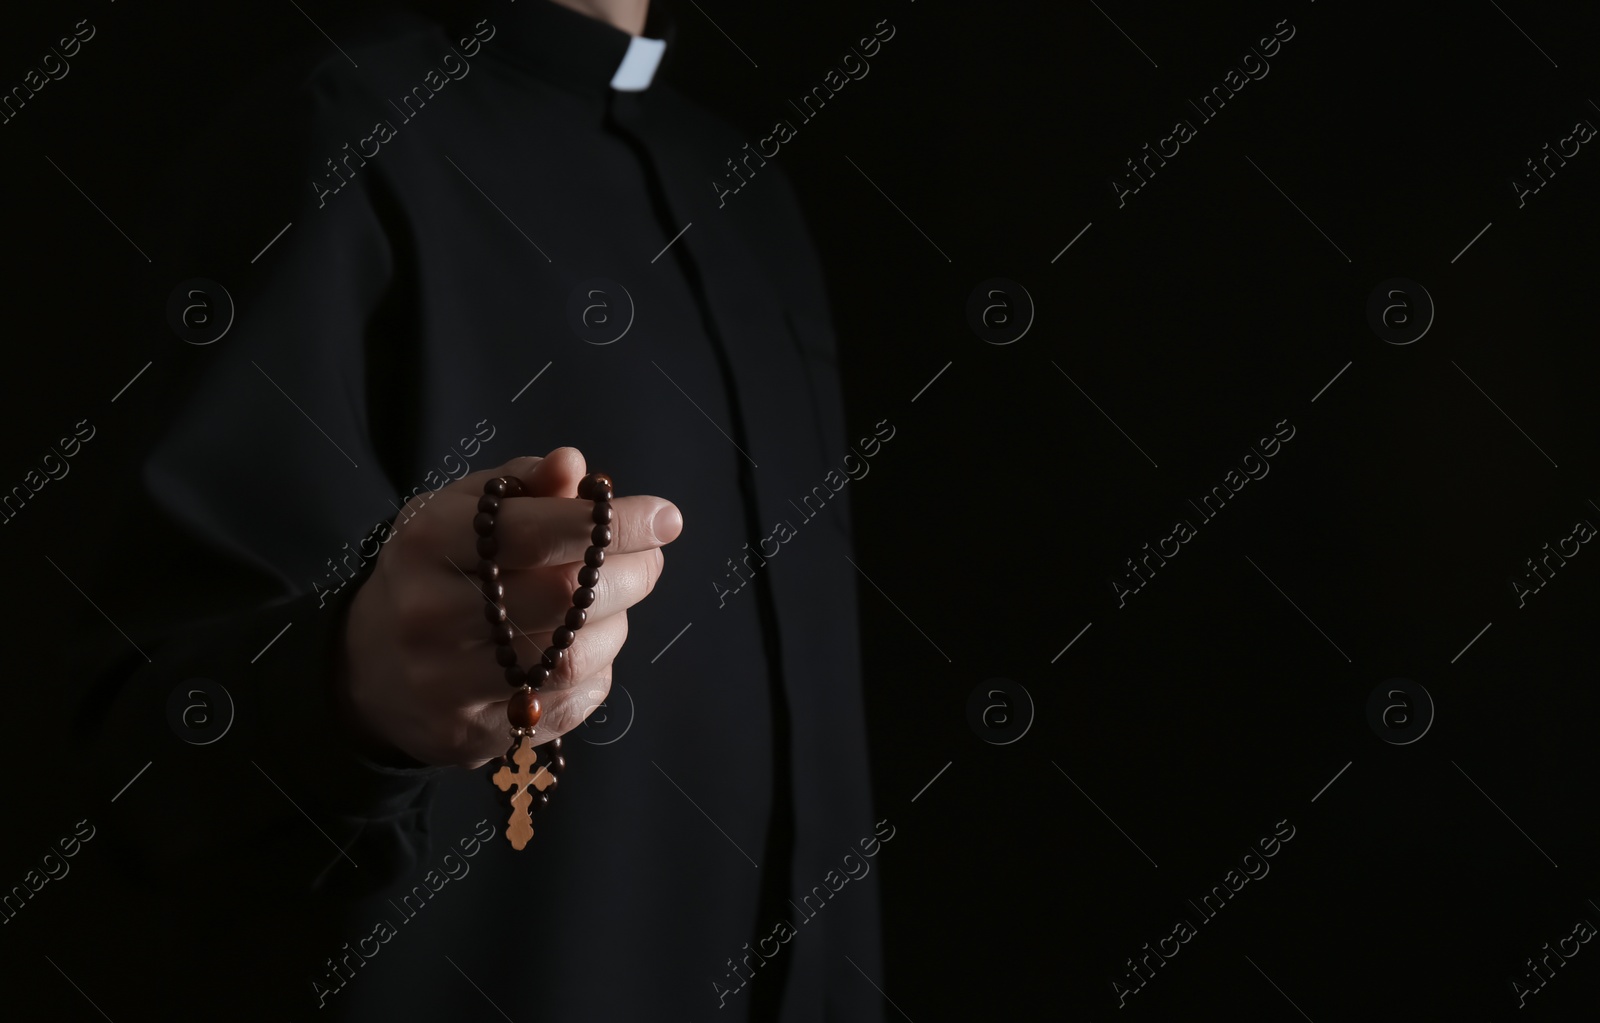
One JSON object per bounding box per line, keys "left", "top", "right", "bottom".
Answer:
{"left": 610, "top": 36, "right": 666, "bottom": 92}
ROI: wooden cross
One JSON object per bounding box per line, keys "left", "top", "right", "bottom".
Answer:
{"left": 491, "top": 734, "right": 556, "bottom": 850}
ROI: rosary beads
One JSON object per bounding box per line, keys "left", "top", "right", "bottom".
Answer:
{"left": 477, "top": 470, "right": 614, "bottom": 849}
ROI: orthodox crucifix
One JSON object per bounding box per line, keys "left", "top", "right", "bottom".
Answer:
{"left": 491, "top": 735, "right": 557, "bottom": 850}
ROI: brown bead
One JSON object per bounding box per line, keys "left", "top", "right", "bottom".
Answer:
{"left": 591, "top": 503, "right": 613, "bottom": 525}
{"left": 578, "top": 564, "right": 600, "bottom": 587}
{"left": 530, "top": 792, "right": 550, "bottom": 811}
{"left": 473, "top": 512, "right": 496, "bottom": 536}
{"left": 584, "top": 546, "right": 605, "bottom": 568}
{"left": 591, "top": 524, "right": 611, "bottom": 547}
{"left": 478, "top": 494, "right": 501, "bottom": 514}
{"left": 573, "top": 586, "right": 596, "bottom": 608}
{"left": 593, "top": 485, "right": 613, "bottom": 502}
{"left": 481, "top": 579, "right": 505, "bottom": 602}
{"left": 505, "top": 665, "right": 527, "bottom": 686}
{"left": 529, "top": 664, "right": 553, "bottom": 686}
{"left": 476, "top": 535, "right": 498, "bottom": 558}
{"left": 491, "top": 622, "right": 515, "bottom": 645}
{"left": 541, "top": 647, "right": 565, "bottom": 671}
{"left": 478, "top": 559, "right": 499, "bottom": 583}
{"left": 485, "top": 478, "right": 510, "bottom": 497}
{"left": 484, "top": 601, "right": 507, "bottom": 624}
{"left": 576, "top": 476, "right": 594, "bottom": 500}
{"left": 506, "top": 476, "right": 525, "bottom": 496}
{"left": 545, "top": 753, "right": 566, "bottom": 775}
{"left": 507, "top": 688, "right": 542, "bottom": 729}
{"left": 539, "top": 773, "right": 559, "bottom": 793}
{"left": 552, "top": 627, "right": 575, "bottom": 649}
{"left": 546, "top": 736, "right": 563, "bottom": 754}
{"left": 565, "top": 607, "right": 587, "bottom": 630}
{"left": 495, "top": 644, "right": 519, "bottom": 666}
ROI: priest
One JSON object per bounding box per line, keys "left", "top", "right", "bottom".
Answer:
{"left": 79, "top": 1, "right": 885, "bottom": 1019}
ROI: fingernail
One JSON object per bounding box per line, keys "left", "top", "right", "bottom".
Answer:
{"left": 652, "top": 504, "right": 683, "bottom": 543}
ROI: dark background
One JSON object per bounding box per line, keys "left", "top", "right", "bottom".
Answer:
{"left": 3, "top": 0, "right": 1599, "bottom": 1018}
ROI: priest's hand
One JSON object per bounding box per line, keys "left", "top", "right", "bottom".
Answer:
{"left": 337, "top": 447, "right": 682, "bottom": 768}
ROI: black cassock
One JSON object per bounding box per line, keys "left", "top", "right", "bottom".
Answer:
{"left": 78, "top": 2, "right": 885, "bottom": 1019}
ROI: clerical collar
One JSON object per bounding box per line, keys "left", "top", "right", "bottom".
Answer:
{"left": 465, "top": 0, "right": 670, "bottom": 97}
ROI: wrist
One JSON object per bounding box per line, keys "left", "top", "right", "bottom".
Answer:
{"left": 333, "top": 575, "right": 430, "bottom": 769}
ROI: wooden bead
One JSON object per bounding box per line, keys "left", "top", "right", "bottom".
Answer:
{"left": 579, "top": 473, "right": 611, "bottom": 500}
{"left": 505, "top": 476, "right": 525, "bottom": 496}
{"left": 552, "top": 627, "right": 575, "bottom": 649}
{"left": 591, "top": 503, "right": 612, "bottom": 525}
{"left": 496, "top": 644, "right": 519, "bottom": 666}
{"left": 546, "top": 736, "right": 562, "bottom": 753}
{"left": 529, "top": 664, "right": 552, "bottom": 686}
{"left": 545, "top": 753, "right": 566, "bottom": 775}
{"left": 478, "top": 559, "right": 499, "bottom": 583}
{"left": 539, "top": 773, "right": 559, "bottom": 793}
{"left": 477, "top": 535, "right": 498, "bottom": 558}
{"left": 593, "top": 485, "right": 613, "bottom": 502}
{"left": 591, "top": 525, "right": 611, "bottom": 547}
{"left": 478, "top": 494, "right": 501, "bottom": 514}
{"left": 492, "top": 622, "right": 515, "bottom": 645}
{"left": 530, "top": 792, "right": 550, "bottom": 811}
{"left": 505, "top": 665, "right": 527, "bottom": 686}
{"left": 541, "top": 647, "right": 565, "bottom": 670}
{"left": 578, "top": 564, "right": 600, "bottom": 587}
{"left": 573, "top": 586, "right": 596, "bottom": 608}
{"left": 486, "top": 478, "right": 510, "bottom": 497}
{"left": 481, "top": 580, "right": 505, "bottom": 602}
{"left": 484, "top": 601, "right": 507, "bottom": 624}
{"left": 473, "top": 512, "right": 496, "bottom": 536}
{"left": 507, "top": 688, "right": 542, "bottom": 728}
{"left": 584, "top": 546, "right": 605, "bottom": 568}
{"left": 565, "top": 607, "right": 587, "bottom": 630}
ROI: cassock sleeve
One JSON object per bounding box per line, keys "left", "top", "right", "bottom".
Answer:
{"left": 80, "top": 58, "right": 449, "bottom": 901}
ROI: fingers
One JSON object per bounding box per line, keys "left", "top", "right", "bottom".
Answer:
{"left": 454, "top": 447, "right": 583, "bottom": 499}
{"left": 404, "top": 449, "right": 682, "bottom": 571}
{"left": 524, "top": 446, "right": 587, "bottom": 499}
{"left": 433, "top": 455, "right": 545, "bottom": 507}
{"left": 456, "top": 604, "right": 630, "bottom": 706}
{"left": 530, "top": 607, "right": 627, "bottom": 696}
{"left": 511, "top": 614, "right": 622, "bottom": 738}
{"left": 408, "top": 545, "right": 664, "bottom": 647}
{"left": 488, "top": 494, "right": 681, "bottom": 569}
{"left": 425, "top": 493, "right": 678, "bottom": 570}
{"left": 503, "top": 548, "right": 664, "bottom": 631}
{"left": 455, "top": 612, "right": 627, "bottom": 764}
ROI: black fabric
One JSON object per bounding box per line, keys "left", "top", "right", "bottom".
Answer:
{"left": 70, "top": 2, "right": 883, "bottom": 1020}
